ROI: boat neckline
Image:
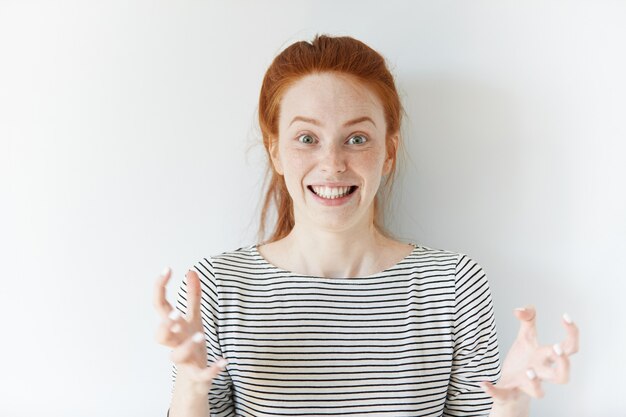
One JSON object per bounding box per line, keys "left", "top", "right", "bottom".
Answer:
{"left": 249, "top": 242, "right": 419, "bottom": 280}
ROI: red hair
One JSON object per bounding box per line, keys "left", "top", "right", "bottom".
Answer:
{"left": 257, "top": 34, "right": 404, "bottom": 243}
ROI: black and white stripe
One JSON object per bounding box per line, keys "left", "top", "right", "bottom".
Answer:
{"left": 172, "top": 244, "right": 500, "bottom": 416}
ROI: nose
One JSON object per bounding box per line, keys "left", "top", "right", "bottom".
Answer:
{"left": 319, "top": 142, "right": 347, "bottom": 173}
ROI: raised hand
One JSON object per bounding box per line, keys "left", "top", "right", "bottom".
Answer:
{"left": 154, "top": 267, "right": 227, "bottom": 395}
{"left": 480, "top": 306, "right": 579, "bottom": 404}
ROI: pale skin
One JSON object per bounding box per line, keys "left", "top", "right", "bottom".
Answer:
{"left": 262, "top": 72, "right": 410, "bottom": 278}
{"left": 155, "top": 72, "right": 579, "bottom": 416}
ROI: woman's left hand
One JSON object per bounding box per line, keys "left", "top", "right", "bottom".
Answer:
{"left": 480, "top": 306, "right": 579, "bottom": 404}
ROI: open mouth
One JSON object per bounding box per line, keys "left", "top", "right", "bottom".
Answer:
{"left": 307, "top": 185, "right": 358, "bottom": 199}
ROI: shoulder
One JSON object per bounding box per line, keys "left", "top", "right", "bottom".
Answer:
{"left": 409, "top": 244, "right": 489, "bottom": 286}
{"left": 411, "top": 244, "right": 460, "bottom": 261}
{"left": 414, "top": 243, "right": 484, "bottom": 265}
{"left": 194, "top": 244, "right": 273, "bottom": 279}
{"left": 209, "top": 244, "right": 259, "bottom": 264}
{"left": 410, "top": 244, "right": 477, "bottom": 269}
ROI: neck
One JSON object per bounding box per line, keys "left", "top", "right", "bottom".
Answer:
{"left": 280, "top": 222, "right": 391, "bottom": 278}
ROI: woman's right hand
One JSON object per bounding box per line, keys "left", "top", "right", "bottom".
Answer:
{"left": 154, "top": 267, "right": 227, "bottom": 396}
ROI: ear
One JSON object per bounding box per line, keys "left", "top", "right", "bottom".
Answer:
{"left": 268, "top": 136, "right": 284, "bottom": 175}
{"left": 382, "top": 133, "right": 399, "bottom": 176}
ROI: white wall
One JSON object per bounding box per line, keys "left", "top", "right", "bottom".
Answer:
{"left": 1, "top": 1, "right": 624, "bottom": 416}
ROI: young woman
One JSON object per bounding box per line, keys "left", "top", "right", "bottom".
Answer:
{"left": 154, "top": 35, "right": 579, "bottom": 417}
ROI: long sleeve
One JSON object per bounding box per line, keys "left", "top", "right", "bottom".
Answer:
{"left": 171, "top": 257, "right": 236, "bottom": 417}
{"left": 443, "top": 254, "right": 501, "bottom": 416}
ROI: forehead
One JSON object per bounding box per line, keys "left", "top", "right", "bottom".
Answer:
{"left": 279, "top": 73, "right": 384, "bottom": 127}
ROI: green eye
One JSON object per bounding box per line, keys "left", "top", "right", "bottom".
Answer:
{"left": 348, "top": 135, "right": 367, "bottom": 145}
{"left": 298, "top": 134, "right": 315, "bottom": 144}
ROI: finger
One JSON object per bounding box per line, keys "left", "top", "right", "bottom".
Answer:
{"left": 514, "top": 306, "right": 537, "bottom": 341}
{"left": 167, "top": 306, "right": 187, "bottom": 335}
{"left": 531, "top": 344, "right": 569, "bottom": 384}
{"left": 170, "top": 331, "right": 208, "bottom": 367}
{"left": 520, "top": 368, "right": 544, "bottom": 399}
{"left": 185, "top": 270, "right": 202, "bottom": 323}
{"left": 548, "top": 344, "right": 570, "bottom": 384}
{"left": 177, "top": 358, "right": 228, "bottom": 396}
{"left": 153, "top": 267, "right": 174, "bottom": 318}
{"left": 155, "top": 316, "right": 189, "bottom": 347}
{"left": 561, "top": 313, "right": 579, "bottom": 355}
{"left": 479, "top": 381, "right": 518, "bottom": 403}
{"left": 193, "top": 358, "right": 228, "bottom": 383}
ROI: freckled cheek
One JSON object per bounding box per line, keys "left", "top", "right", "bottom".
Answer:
{"left": 282, "top": 149, "right": 311, "bottom": 169}
{"left": 281, "top": 150, "right": 311, "bottom": 189}
{"left": 357, "top": 153, "right": 385, "bottom": 173}
{"left": 357, "top": 153, "right": 386, "bottom": 193}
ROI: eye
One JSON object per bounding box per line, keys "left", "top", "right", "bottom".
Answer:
{"left": 297, "top": 134, "right": 316, "bottom": 144}
{"left": 347, "top": 134, "right": 367, "bottom": 145}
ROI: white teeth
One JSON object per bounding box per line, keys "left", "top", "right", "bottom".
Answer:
{"left": 311, "top": 185, "right": 352, "bottom": 199}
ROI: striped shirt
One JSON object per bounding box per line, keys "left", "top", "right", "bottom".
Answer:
{"left": 172, "top": 243, "right": 501, "bottom": 416}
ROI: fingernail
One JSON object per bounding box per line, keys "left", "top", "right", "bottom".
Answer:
{"left": 161, "top": 267, "right": 171, "bottom": 277}
{"left": 168, "top": 310, "right": 181, "bottom": 321}
{"left": 553, "top": 343, "right": 563, "bottom": 356}
{"left": 526, "top": 369, "right": 537, "bottom": 380}
{"left": 192, "top": 331, "right": 204, "bottom": 343}
{"left": 171, "top": 323, "right": 181, "bottom": 333}
{"left": 216, "top": 359, "right": 228, "bottom": 370}
{"left": 563, "top": 313, "right": 573, "bottom": 324}
{"left": 515, "top": 307, "right": 526, "bottom": 312}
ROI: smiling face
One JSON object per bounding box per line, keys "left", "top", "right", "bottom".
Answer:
{"left": 269, "top": 72, "right": 397, "bottom": 233}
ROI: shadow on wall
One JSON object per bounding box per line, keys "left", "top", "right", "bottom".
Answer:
{"left": 390, "top": 73, "right": 583, "bottom": 317}
{"left": 388, "top": 75, "right": 526, "bottom": 248}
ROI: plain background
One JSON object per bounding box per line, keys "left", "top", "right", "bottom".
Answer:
{"left": 1, "top": 1, "right": 624, "bottom": 416}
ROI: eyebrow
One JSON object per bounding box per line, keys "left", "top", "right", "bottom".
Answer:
{"left": 288, "top": 116, "right": 376, "bottom": 128}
